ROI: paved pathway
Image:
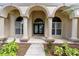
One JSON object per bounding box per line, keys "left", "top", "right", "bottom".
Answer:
{"left": 25, "top": 43, "right": 45, "bottom": 56}
{"left": 25, "top": 38, "right": 46, "bottom": 56}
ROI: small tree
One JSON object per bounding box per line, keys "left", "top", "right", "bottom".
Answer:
{"left": 62, "top": 4, "right": 79, "bottom": 16}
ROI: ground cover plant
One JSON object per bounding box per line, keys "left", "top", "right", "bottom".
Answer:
{"left": 44, "top": 41, "right": 79, "bottom": 56}
{"left": 0, "top": 40, "right": 19, "bottom": 56}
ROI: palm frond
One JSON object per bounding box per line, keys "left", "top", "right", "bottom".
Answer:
{"left": 61, "top": 4, "right": 79, "bottom": 15}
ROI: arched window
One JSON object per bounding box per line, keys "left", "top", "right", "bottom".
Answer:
{"left": 52, "top": 17, "right": 62, "bottom": 35}
{"left": 15, "top": 16, "right": 23, "bottom": 35}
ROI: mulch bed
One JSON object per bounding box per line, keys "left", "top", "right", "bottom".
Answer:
{"left": 44, "top": 43, "right": 79, "bottom": 56}
{"left": 44, "top": 44, "right": 54, "bottom": 56}
{"left": 0, "top": 43, "right": 30, "bottom": 56}
{"left": 17, "top": 43, "right": 30, "bottom": 56}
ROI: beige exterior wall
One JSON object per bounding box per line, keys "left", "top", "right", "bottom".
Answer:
{"left": 0, "top": 3, "right": 79, "bottom": 41}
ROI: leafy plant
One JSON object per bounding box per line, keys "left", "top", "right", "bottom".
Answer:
{"left": 44, "top": 41, "right": 54, "bottom": 55}
{"left": 61, "top": 42, "right": 79, "bottom": 56}
{"left": 0, "top": 39, "right": 19, "bottom": 56}
{"left": 64, "top": 46, "right": 79, "bottom": 56}
{"left": 62, "top": 4, "right": 79, "bottom": 16}
{"left": 54, "top": 46, "right": 63, "bottom": 56}
{"left": 45, "top": 41, "right": 79, "bottom": 56}
{"left": 54, "top": 42, "right": 79, "bottom": 56}
{"left": 47, "top": 41, "right": 53, "bottom": 49}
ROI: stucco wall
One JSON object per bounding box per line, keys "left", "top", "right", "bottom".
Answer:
{"left": 0, "top": 3, "right": 78, "bottom": 40}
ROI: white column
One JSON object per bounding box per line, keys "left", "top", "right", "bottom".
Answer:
{"left": 48, "top": 17, "right": 52, "bottom": 40}
{"left": 22, "top": 17, "right": 28, "bottom": 39}
{"left": 0, "top": 17, "right": 5, "bottom": 38}
{"left": 71, "top": 18, "right": 78, "bottom": 40}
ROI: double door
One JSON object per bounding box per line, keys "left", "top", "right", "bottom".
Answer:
{"left": 33, "top": 23, "right": 44, "bottom": 34}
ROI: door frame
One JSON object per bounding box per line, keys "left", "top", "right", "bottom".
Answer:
{"left": 33, "top": 18, "right": 44, "bottom": 36}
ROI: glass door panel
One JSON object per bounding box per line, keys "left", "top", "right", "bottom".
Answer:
{"left": 39, "top": 24, "right": 44, "bottom": 34}
{"left": 35, "top": 24, "right": 38, "bottom": 34}
{"left": 33, "top": 24, "right": 39, "bottom": 34}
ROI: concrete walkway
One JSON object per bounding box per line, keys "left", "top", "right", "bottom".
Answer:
{"left": 25, "top": 38, "right": 46, "bottom": 56}
{"left": 25, "top": 43, "right": 45, "bottom": 56}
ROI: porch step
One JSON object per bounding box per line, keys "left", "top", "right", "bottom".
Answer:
{"left": 27, "top": 38, "right": 46, "bottom": 44}
{"left": 6, "top": 37, "right": 21, "bottom": 43}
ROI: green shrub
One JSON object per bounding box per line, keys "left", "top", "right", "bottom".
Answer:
{"left": 47, "top": 41, "right": 53, "bottom": 49}
{"left": 64, "top": 46, "right": 79, "bottom": 56}
{"left": 54, "top": 46, "right": 63, "bottom": 56}
{"left": 0, "top": 40, "right": 19, "bottom": 56}
{"left": 45, "top": 41, "right": 79, "bottom": 56}
{"left": 54, "top": 42, "right": 79, "bottom": 56}
{"left": 44, "top": 48, "right": 49, "bottom": 55}
{"left": 44, "top": 41, "right": 54, "bottom": 55}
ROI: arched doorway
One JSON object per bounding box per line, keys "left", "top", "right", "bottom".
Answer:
{"left": 33, "top": 18, "right": 44, "bottom": 35}
{"left": 28, "top": 5, "right": 48, "bottom": 37}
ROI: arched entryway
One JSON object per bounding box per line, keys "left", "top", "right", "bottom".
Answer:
{"left": 1, "top": 5, "right": 22, "bottom": 38}
{"left": 53, "top": 6, "right": 71, "bottom": 39}
{"left": 28, "top": 5, "right": 48, "bottom": 37}
{"left": 33, "top": 18, "right": 44, "bottom": 35}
